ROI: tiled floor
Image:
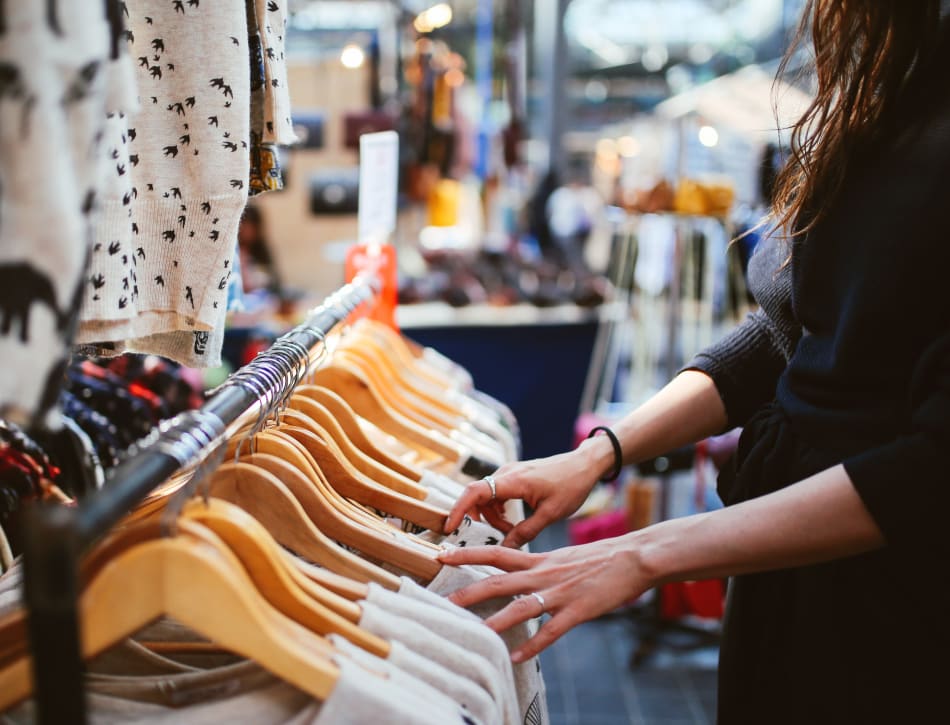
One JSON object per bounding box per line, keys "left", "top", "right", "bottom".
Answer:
{"left": 534, "top": 522, "right": 720, "bottom": 725}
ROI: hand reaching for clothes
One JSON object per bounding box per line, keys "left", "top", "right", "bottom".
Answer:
{"left": 443, "top": 444, "right": 607, "bottom": 548}
{"left": 437, "top": 534, "right": 654, "bottom": 662}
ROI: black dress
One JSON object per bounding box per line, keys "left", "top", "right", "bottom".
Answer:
{"left": 686, "top": 27, "right": 950, "bottom": 724}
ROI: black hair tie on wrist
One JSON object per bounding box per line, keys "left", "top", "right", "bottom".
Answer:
{"left": 587, "top": 426, "right": 623, "bottom": 482}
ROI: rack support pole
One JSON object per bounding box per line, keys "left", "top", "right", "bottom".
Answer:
{"left": 22, "top": 504, "right": 86, "bottom": 725}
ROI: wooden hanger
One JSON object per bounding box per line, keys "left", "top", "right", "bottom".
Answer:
{"left": 0, "top": 494, "right": 378, "bottom": 668}
{"left": 340, "top": 326, "right": 459, "bottom": 405}
{"left": 0, "top": 610, "right": 25, "bottom": 669}
{"left": 333, "top": 347, "right": 461, "bottom": 433}
{"left": 350, "top": 319, "right": 468, "bottom": 391}
{"left": 287, "top": 395, "right": 424, "bottom": 498}
{"left": 181, "top": 498, "right": 361, "bottom": 620}
{"left": 236, "top": 436, "right": 377, "bottom": 540}
{"left": 275, "top": 421, "right": 448, "bottom": 533}
{"left": 329, "top": 349, "right": 506, "bottom": 464}
{"left": 205, "top": 458, "right": 398, "bottom": 589}
{"left": 259, "top": 429, "right": 444, "bottom": 558}
{"left": 259, "top": 429, "right": 395, "bottom": 535}
{"left": 180, "top": 499, "right": 388, "bottom": 657}
{"left": 291, "top": 555, "right": 367, "bottom": 601}
{"left": 334, "top": 348, "right": 505, "bottom": 466}
{"left": 229, "top": 441, "right": 436, "bottom": 575}
{"left": 348, "top": 324, "right": 511, "bottom": 443}
{"left": 0, "top": 520, "right": 339, "bottom": 710}
{"left": 336, "top": 341, "right": 467, "bottom": 424}
{"left": 267, "top": 417, "right": 414, "bottom": 534}
{"left": 327, "top": 352, "right": 505, "bottom": 466}
{"left": 272, "top": 409, "right": 428, "bottom": 503}
{"left": 341, "top": 336, "right": 511, "bottom": 457}
{"left": 324, "top": 350, "right": 506, "bottom": 466}
{"left": 81, "top": 505, "right": 370, "bottom": 654}
{"left": 294, "top": 385, "right": 426, "bottom": 482}
{"left": 309, "top": 365, "right": 464, "bottom": 464}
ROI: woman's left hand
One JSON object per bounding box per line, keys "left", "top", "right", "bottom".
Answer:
{"left": 436, "top": 535, "right": 656, "bottom": 662}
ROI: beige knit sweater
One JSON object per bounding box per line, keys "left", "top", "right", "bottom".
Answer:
{"left": 77, "top": 0, "right": 251, "bottom": 361}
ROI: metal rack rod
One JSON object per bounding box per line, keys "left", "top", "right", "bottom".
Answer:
{"left": 22, "top": 276, "right": 379, "bottom": 725}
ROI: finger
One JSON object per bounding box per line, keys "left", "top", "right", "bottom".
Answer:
{"left": 443, "top": 569, "right": 540, "bottom": 608}
{"left": 437, "top": 544, "right": 536, "bottom": 571}
{"left": 479, "top": 501, "right": 514, "bottom": 535}
{"left": 444, "top": 479, "right": 494, "bottom": 532}
{"left": 483, "top": 591, "right": 550, "bottom": 633}
{"left": 511, "top": 611, "right": 576, "bottom": 663}
{"left": 502, "top": 515, "right": 545, "bottom": 548}
{"left": 461, "top": 504, "right": 481, "bottom": 527}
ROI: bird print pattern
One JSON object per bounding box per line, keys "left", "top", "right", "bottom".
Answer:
{"left": 255, "top": 0, "right": 295, "bottom": 144}
{"left": 0, "top": 2, "right": 124, "bottom": 428}
{"left": 246, "top": 0, "right": 282, "bottom": 196}
{"left": 77, "top": 0, "right": 251, "bottom": 368}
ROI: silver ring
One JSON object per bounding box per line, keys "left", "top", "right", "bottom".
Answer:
{"left": 483, "top": 475, "right": 497, "bottom": 500}
{"left": 530, "top": 591, "right": 546, "bottom": 614}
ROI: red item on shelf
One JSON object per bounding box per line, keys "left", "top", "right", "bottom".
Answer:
{"left": 345, "top": 242, "right": 399, "bottom": 332}
{"left": 660, "top": 579, "right": 726, "bottom": 620}
{"left": 573, "top": 411, "right": 614, "bottom": 450}
{"left": 567, "top": 509, "right": 629, "bottom": 546}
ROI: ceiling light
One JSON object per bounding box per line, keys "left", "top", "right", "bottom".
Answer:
{"left": 340, "top": 44, "right": 365, "bottom": 69}
{"left": 414, "top": 3, "right": 453, "bottom": 34}
{"left": 698, "top": 125, "right": 719, "bottom": 147}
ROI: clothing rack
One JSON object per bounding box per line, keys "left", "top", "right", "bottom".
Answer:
{"left": 20, "top": 275, "right": 381, "bottom": 725}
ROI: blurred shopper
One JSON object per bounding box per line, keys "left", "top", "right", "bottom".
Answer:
{"left": 544, "top": 160, "right": 602, "bottom": 271}
{"left": 237, "top": 204, "right": 282, "bottom": 295}
{"left": 441, "top": 2, "right": 950, "bottom": 722}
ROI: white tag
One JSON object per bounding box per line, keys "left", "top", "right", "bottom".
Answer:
{"left": 358, "top": 131, "right": 399, "bottom": 244}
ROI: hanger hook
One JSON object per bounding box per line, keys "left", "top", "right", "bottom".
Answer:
{"left": 230, "top": 368, "right": 268, "bottom": 458}
{"left": 264, "top": 346, "right": 293, "bottom": 425}
{"left": 157, "top": 410, "right": 223, "bottom": 536}
{"left": 278, "top": 337, "right": 310, "bottom": 409}
{"left": 307, "top": 327, "right": 328, "bottom": 378}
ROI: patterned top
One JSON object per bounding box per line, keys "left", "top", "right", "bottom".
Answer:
{"left": 77, "top": 0, "right": 252, "bottom": 364}
{"left": 0, "top": 1, "right": 128, "bottom": 428}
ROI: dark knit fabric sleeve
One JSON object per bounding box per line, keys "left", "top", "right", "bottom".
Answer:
{"left": 681, "top": 232, "right": 800, "bottom": 428}
{"left": 683, "top": 309, "right": 790, "bottom": 428}
{"left": 843, "top": 330, "right": 950, "bottom": 551}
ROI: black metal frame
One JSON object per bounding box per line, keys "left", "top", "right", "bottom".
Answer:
{"left": 21, "top": 276, "right": 378, "bottom": 725}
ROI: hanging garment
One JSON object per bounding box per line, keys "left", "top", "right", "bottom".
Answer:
{"left": 0, "top": 1, "right": 131, "bottom": 429}
{"left": 254, "top": 0, "right": 295, "bottom": 145}
{"left": 407, "top": 514, "right": 549, "bottom": 725}
{"left": 0, "top": 560, "right": 20, "bottom": 613}
{"left": 323, "top": 634, "right": 486, "bottom": 725}
{"left": 246, "top": 0, "right": 283, "bottom": 196}
{"left": 0, "top": 526, "right": 11, "bottom": 576}
{"left": 357, "top": 600, "right": 519, "bottom": 725}
{"left": 2, "top": 655, "right": 476, "bottom": 725}
{"left": 369, "top": 558, "right": 550, "bottom": 725}
{"left": 328, "top": 633, "right": 498, "bottom": 725}
{"left": 426, "top": 560, "right": 550, "bottom": 725}
{"left": 422, "top": 486, "right": 457, "bottom": 510}
{"left": 77, "top": 0, "right": 251, "bottom": 365}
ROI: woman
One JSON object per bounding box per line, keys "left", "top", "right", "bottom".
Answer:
{"left": 439, "top": 2, "right": 950, "bottom": 722}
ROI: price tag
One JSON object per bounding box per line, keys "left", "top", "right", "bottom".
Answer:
{"left": 358, "top": 131, "right": 399, "bottom": 244}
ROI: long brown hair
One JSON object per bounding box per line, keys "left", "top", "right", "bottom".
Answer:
{"left": 772, "top": 0, "right": 942, "bottom": 236}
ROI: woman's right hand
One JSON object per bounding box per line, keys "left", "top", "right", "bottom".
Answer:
{"left": 443, "top": 439, "right": 611, "bottom": 548}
